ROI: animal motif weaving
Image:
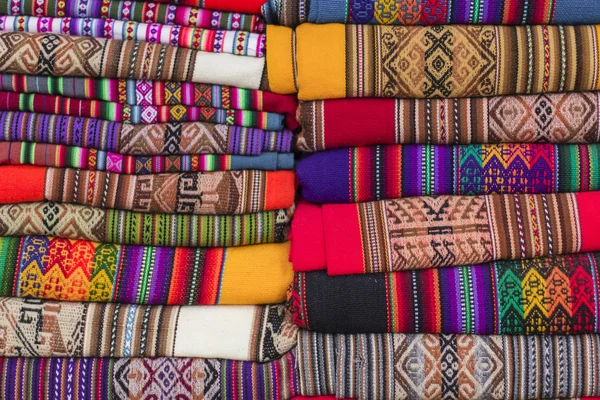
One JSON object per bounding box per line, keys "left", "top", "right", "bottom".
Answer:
{"left": 0, "top": 32, "right": 267, "bottom": 89}
{"left": 267, "top": 24, "right": 600, "bottom": 100}
{"left": 290, "top": 192, "right": 600, "bottom": 274}
{"left": 0, "top": 16, "right": 266, "bottom": 57}
{"left": 0, "top": 298, "right": 297, "bottom": 361}
{"left": 0, "top": 236, "right": 292, "bottom": 304}
{"left": 0, "top": 142, "right": 294, "bottom": 173}
{"left": 296, "top": 93, "right": 600, "bottom": 151}
{"left": 291, "top": 252, "right": 600, "bottom": 334}
{"left": 0, "top": 203, "right": 291, "bottom": 247}
{"left": 0, "top": 111, "right": 293, "bottom": 156}
{"left": 296, "top": 144, "right": 600, "bottom": 203}
{"left": 0, "top": 92, "right": 284, "bottom": 130}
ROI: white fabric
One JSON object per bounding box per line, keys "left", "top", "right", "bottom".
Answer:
{"left": 191, "top": 51, "right": 265, "bottom": 88}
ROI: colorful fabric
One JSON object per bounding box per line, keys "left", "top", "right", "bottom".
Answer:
{"left": 0, "top": 166, "right": 295, "bottom": 215}
{"left": 0, "top": 235, "right": 292, "bottom": 304}
{"left": 297, "top": 331, "right": 600, "bottom": 399}
{"left": 0, "top": 74, "right": 299, "bottom": 130}
{"left": 1, "top": 0, "right": 265, "bottom": 32}
{"left": 297, "top": 144, "right": 600, "bottom": 203}
{"left": 149, "top": 0, "right": 267, "bottom": 14}
{"left": 0, "top": 32, "right": 267, "bottom": 89}
{"left": 0, "top": 16, "right": 266, "bottom": 57}
{"left": 296, "top": 94, "right": 600, "bottom": 152}
{"left": 0, "top": 203, "right": 291, "bottom": 247}
{"left": 290, "top": 192, "right": 600, "bottom": 274}
{"left": 263, "top": 0, "right": 600, "bottom": 27}
{"left": 291, "top": 252, "right": 600, "bottom": 334}
{"left": 0, "top": 112, "right": 293, "bottom": 156}
{"left": 0, "top": 92, "right": 283, "bottom": 130}
{"left": 266, "top": 24, "right": 600, "bottom": 100}
{"left": 0, "top": 353, "right": 298, "bottom": 400}
{"left": 0, "top": 142, "right": 294, "bottom": 173}
{"left": 0, "top": 298, "right": 296, "bottom": 361}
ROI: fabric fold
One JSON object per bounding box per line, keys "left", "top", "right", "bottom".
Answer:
{"left": 0, "top": 92, "right": 284, "bottom": 130}
{"left": 0, "top": 236, "right": 292, "bottom": 304}
{"left": 267, "top": 23, "right": 600, "bottom": 100}
{"left": 291, "top": 192, "right": 600, "bottom": 274}
{"left": 262, "top": 0, "right": 600, "bottom": 27}
{"left": 0, "top": 75, "right": 299, "bottom": 130}
{"left": 296, "top": 94, "right": 600, "bottom": 151}
{"left": 291, "top": 252, "right": 600, "bottom": 334}
{"left": 297, "top": 144, "right": 600, "bottom": 203}
{"left": 0, "top": 353, "right": 299, "bottom": 399}
{"left": 0, "top": 166, "right": 295, "bottom": 215}
{"left": 0, "top": 32, "right": 267, "bottom": 89}
{"left": 296, "top": 331, "right": 600, "bottom": 399}
{"left": 0, "top": 111, "right": 293, "bottom": 156}
{"left": 0, "top": 142, "right": 294, "bottom": 172}
{"left": 0, "top": 298, "right": 296, "bottom": 361}
{"left": 0, "top": 0, "right": 266, "bottom": 32}
{"left": 0, "top": 203, "right": 291, "bottom": 247}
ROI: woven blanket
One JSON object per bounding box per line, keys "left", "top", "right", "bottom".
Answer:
{"left": 296, "top": 93, "right": 600, "bottom": 152}
{"left": 297, "top": 331, "right": 600, "bottom": 399}
{"left": 0, "top": 92, "right": 283, "bottom": 130}
{"left": 291, "top": 252, "right": 600, "bottom": 334}
{"left": 263, "top": 0, "right": 600, "bottom": 27}
{"left": 0, "top": 74, "right": 299, "bottom": 129}
{"left": 291, "top": 192, "right": 600, "bottom": 274}
{"left": 148, "top": 0, "right": 267, "bottom": 14}
{"left": 0, "top": 298, "right": 296, "bottom": 361}
{"left": 1, "top": 0, "right": 266, "bottom": 32}
{"left": 0, "top": 166, "right": 294, "bottom": 215}
{"left": 0, "top": 236, "right": 291, "bottom": 304}
{"left": 0, "top": 202, "right": 291, "bottom": 246}
{"left": 0, "top": 112, "right": 293, "bottom": 156}
{"left": 297, "top": 144, "right": 600, "bottom": 203}
{"left": 0, "top": 142, "right": 294, "bottom": 173}
{"left": 0, "top": 353, "right": 298, "bottom": 400}
{"left": 0, "top": 16, "right": 266, "bottom": 57}
{"left": 266, "top": 24, "right": 600, "bottom": 100}
{"left": 0, "top": 32, "right": 267, "bottom": 89}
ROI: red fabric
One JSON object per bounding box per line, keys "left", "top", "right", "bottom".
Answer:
{"left": 322, "top": 204, "right": 364, "bottom": 275}
{"left": 290, "top": 202, "right": 326, "bottom": 271}
{"left": 263, "top": 92, "right": 299, "bottom": 131}
{"left": 577, "top": 192, "right": 600, "bottom": 252}
{"left": 0, "top": 166, "right": 45, "bottom": 204}
{"left": 292, "top": 397, "right": 354, "bottom": 400}
{"left": 323, "top": 99, "right": 396, "bottom": 149}
{"left": 177, "top": 0, "right": 264, "bottom": 14}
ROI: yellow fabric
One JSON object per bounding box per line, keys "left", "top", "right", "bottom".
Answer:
{"left": 220, "top": 242, "right": 293, "bottom": 304}
{"left": 266, "top": 25, "right": 297, "bottom": 94}
{"left": 295, "top": 23, "right": 346, "bottom": 100}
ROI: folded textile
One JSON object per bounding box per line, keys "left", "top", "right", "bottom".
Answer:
{"left": 297, "top": 144, "right": 600, "bottom": 203}
{"left": 0, "top": 16, "right": 266, "bottom": 57}
{"left": 0, "top": 142, "right": 294, "bottom": 172}
{"left": 263, "top": 0, "right": 600, "bottom": 27}
{"left": 0, "top": 166, "right": 294, "bottom": 215}
{"left": 153, "top": 0, "right": 267, "bottom": 14}
{"left": 0, "top": 75, "right": 299, "bottom": 129}
{"left": 0, "top": 298, "right": 296, "bottom": 361}
{"left": 266, "top": 24, "right": 600, "bottom": 100}
{"left": 0, "top": 235, "right": 292, "bottom": 304}
{"left": 0, "top": 112, "right": 293, "bottom": 156}
{"left": 0, "top": 32, "right": 266, "bottom": 89}
{"left": 0, "top": 203, "right": 291, "bottom": 246}
{"left": 297, "top": 331, "right": 600, "bottom": 399}
{"left": 296, "top": 94, "right": 600, "bottom": 151}
{"left": 291, "top": 192, "right": 600, "bottom": 274}
{"left": 0, "top": 353, "right": 298, "bottom": 399}
{"left": 291, "top": 252, "right": 600, "bottom": 334}
{"left": 1, "top": 0, "right": 265, "bottom": 32}
{"left": 0, "top": 92, "right": 283, "bottom": 130}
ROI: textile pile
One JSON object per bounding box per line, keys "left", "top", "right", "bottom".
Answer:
{"left": 2, "top": 0, "right": 600, "bottom": 399}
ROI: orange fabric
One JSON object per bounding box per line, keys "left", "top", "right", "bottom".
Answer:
{"left": 0, "top": 166, "right": 45, "bottom": 204}
{"left": 265, "top": 171, "right": 296, "bottom": 211}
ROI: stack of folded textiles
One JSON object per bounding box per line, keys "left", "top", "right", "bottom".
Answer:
{"left": 263, "top": 0, "right": 600, "bottom": 399}
{"left": 0, "top": 1, "right": 302, "bottom": 398}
